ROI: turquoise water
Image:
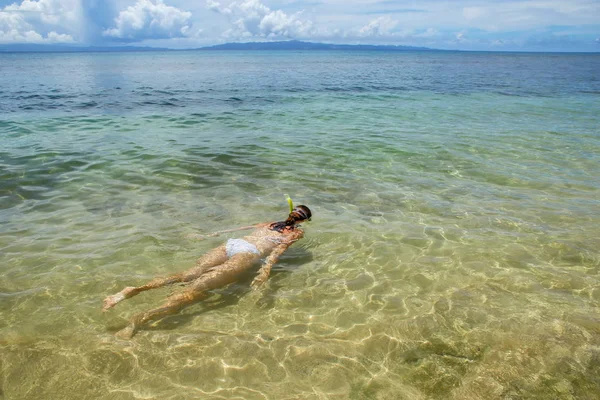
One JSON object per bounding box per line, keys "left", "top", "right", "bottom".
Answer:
{"left": 1, "top": 51, "right": 599, "bottom": 399}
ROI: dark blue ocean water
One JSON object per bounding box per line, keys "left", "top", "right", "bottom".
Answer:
{"left": 1, "top": 51, "right": 599, "bottom": 115}
{"left": 1, "top": 51, "right": 599, "bottom": 399}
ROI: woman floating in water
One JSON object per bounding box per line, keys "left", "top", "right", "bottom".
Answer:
{"left": 103, "top": 205, "right": 312, "bottom": 338}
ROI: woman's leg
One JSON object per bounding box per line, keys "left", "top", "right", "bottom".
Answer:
{"left": 115, "top": 290, "right": 210, "bottom": 339}
{"left": 103, "top": 246, "right": 228, "bottom": 311}
{"left": 115, "top": 252, "right": 260, "bottom": 338}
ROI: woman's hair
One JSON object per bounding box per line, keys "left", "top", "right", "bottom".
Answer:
{"left": 270, "top": 205, "right": 312, "bottom": 232}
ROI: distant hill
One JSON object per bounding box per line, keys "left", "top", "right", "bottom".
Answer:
{"left": 0, "top": 40, "right": 443, "bottom": 53}
{"left": 199, "top": 40, "right": 440, "bottom": 52}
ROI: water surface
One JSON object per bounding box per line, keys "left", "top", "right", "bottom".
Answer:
{"left": 1, "top": 51, "right": 599, "bottom": 399}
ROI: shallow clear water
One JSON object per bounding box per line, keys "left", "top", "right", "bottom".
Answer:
{"left": 1, "top": 51, "right": 599, "bottom": 399}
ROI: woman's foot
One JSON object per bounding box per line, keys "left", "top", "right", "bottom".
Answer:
{"left": 102, "top": 287, "right": 136, "bottom": 311}
{"left": 115, "top": 323, "right": 137, "bottom": 339}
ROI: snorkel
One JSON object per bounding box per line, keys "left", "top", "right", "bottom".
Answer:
{"left": 269, "top": 196, "right": 312, "bottom": 232}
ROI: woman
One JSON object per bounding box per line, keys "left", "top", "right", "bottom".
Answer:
{"left": 103, "top": 205, "right": 312, "bottom": 338}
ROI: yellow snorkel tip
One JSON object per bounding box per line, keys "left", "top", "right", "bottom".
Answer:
{"left": 285, "top": 194, "right": 294, "bottom": 213}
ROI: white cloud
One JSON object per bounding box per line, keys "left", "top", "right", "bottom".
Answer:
{"left": 206, "top": 0, "right": 231, "bottom": 15}
{"left": 259, "top": 9, "right": 313, "bottom": 37}
{"left": 0, "top": 0, "right": 77, "bottom": 43}
{"left": 357, "top": 16, "right": 399, "bottom": 37}
{"left": 4, "top": 0, "right": 80, "bottom": 26}
{"left": 0, "top": 0, "right": 598, "bottom": 50}
{"left": 209, "top": 0, "right": 314, "bottom": 39}
{"left": 416, "top": 28, "right": 439, "bottom": 38}
{"left": 103, "top": 0, "right": 192, "bottom": 41}
{"left": 46, "top": 30, "right": 74, "bottom": 42}
{"left": 0, "top": 11, "right": 41, "bottom": 42}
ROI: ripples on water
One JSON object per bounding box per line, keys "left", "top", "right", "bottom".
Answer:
{"left": 1, "top": 51, "right": 599, "bottom": 399}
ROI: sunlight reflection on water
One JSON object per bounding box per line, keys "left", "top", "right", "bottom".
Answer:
{"left": 1, "top": 51, "right": 599, "bottom": 399}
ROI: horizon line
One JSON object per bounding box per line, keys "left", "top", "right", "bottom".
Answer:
{"left": 1, "top": 40, "right": 599, "bottom": 54}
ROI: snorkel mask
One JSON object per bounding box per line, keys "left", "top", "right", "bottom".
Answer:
{"left": 285, "top": 195, "right": 312, "bottom": 222}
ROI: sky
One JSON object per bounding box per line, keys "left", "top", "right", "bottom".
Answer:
{"left": 0, "top": 0, "right": 599, "bottom": 51}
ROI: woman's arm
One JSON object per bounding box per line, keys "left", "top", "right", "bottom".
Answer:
{"left": 251, "top": 243, "right": 290, "bottom": 288}
{"left": 253, "top": 229, "right": 304, "bottom": 288}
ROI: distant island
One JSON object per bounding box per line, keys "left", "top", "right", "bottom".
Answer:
{"left": 198, "top": 40, "right": 439, "bottom": 52}
{"left": 0, "top": 40, "right": 442, "bottom": 53}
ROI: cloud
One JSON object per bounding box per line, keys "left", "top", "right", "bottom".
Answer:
{"left": 358, "top": 16, "right": 398, "bottom": 37}
{"left": 208, "top": 0, "right": 314, "bottom": 39}
{"left": 103, "top": 0, "right": 192, "bottom": 41}
{"left": 4, "top": 0, "right": 80, "bottom": 26}
{"left": 348, "top": 17, "right": 445, "bottom": 43}
{"left": 206, "top": 0, "right": 230, "bottom": 15}
{"left": 0, "top": 11, "right": 44, "bottom": 42}
{"left": 80, "top": 0, "right": 118, "bottom": 44}
{"left": 46, "top": 30, "right": 72, "bottom": 41}
{"left": 0, "top": 0, "right": 77, "bottom": 43}
{"left": 1, "top": 0, "right": 598, "bottom": 51}
{"left": 416, "top": 27, "right": 439, "bottom": 38}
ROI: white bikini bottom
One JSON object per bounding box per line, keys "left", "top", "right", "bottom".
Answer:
{"left": 226, "top": 238, "right": 260, "bottom": 258}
